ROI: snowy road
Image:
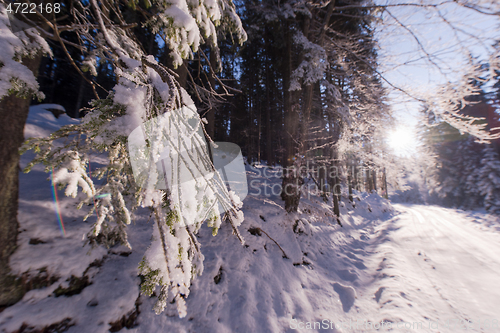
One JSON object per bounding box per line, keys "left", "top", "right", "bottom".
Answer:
{"left": 383, "top": 204, "right": 500, "bottom": 331}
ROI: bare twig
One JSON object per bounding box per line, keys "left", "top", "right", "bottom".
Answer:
{"left": 53, "top": 20, "right": 100, "bottom": 99}
{"left": 57, "top": 23, "right": 137, "bottom": 32}
{"left": 385, "top": 9, "right": 446, "bottom": 75}
{"left": 248, "top": 227, "right": 289, "bottom": 259}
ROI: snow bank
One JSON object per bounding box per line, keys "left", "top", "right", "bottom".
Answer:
{"left": 24, "top": 104, "right": 80, "bottom": 139}
{"left": 2, "top": 151, "right": 399, "bottom": 332}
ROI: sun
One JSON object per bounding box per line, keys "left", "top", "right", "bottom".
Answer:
{"left": 387, "top": 126, "right": 416, "bottom": 155}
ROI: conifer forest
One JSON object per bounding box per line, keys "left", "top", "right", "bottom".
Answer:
{"left": 1, "top": 0, "right": 500, "bottom": 332}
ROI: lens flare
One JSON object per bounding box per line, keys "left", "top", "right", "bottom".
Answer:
{"left": 50, "top": 166, "right": 66, "bottom": 237}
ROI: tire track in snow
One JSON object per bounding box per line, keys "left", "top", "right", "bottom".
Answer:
{"left": 404, "top": 206, "right": 471, "bottom": 323}
{"left": 395, "top": 204, "right": 500, "bottom": 329}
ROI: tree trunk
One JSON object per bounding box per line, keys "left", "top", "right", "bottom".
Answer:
{"left": 74, "top": 73, "right": 86, "bottom": 117}
{"left": 175, "top": 60, "right": 188, "bottom": 90}
{"left": 382, "top": 167, "right": 388, "bottom": 199}
{"left": 299, "top": 15, "right": 312, "bottom": 159}
{"left": 353, "top": 164, "right": 359, "bottom": 191}
{"left": 328, "top": 147, "right": 342, "bottom": 225}
{"left": 207, "top": 49, "right": 217, "bottom": 139}
{"left": 0, "top": 54, "right": 42, "bottom": 308}
{"left": 247, "top": 74, "right": 254, "bottom": 163}
{"left": 264, "top": 28, "right": 273, "bottom": 166}
{"left": 281, "top": 21, "right": 301, "bottom": 212}
{"left": 265, "top": 98, "right": 273, "bottom": 165}
{"left": 348, "top": 174, "right": 354, "bottom": 203}
{"left": 301, "top": 83, "right": 313, "bottom": 157}
{"left": 366, "top": 167, "right": 373, "bottom": 193}
{"left": 319, "top": 162, "right": 327, "bottom": 200}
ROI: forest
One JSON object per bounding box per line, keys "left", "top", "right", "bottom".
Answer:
{"left": 1, "top": 0, "right": 500, "bottom": 332}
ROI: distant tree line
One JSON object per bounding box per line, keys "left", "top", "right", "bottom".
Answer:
{"left": 421, "top": 63, "right": 500, "bottom": 213}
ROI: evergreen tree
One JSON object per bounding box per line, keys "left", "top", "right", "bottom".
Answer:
{"left": 421, "top": 81, "right": 497, "bottom": 210}
{"left": 478, "top": 145, "right": 500, "bottom": 213}
{"left": 3, "top": 0, "right": 247, "bottom": 316}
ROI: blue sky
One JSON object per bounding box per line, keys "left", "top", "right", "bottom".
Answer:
{"left": 374, "top": 0, "right": 500, "bottom": 154}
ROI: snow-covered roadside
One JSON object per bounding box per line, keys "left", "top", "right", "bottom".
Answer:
{"left": 385, "top": 205, "right": 500, "bottom": 323}
{"left": 2, "top": 131, "right": 394, "bottom": 333}
{"left": 2, "top": 106, "right": 500, "bottom": 333}
{"left": 131, "top": 169, "right": 395, "bottom": 333}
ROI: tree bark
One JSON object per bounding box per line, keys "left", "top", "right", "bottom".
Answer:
{"left": 328, "top": 147, "right": 341, "bottom": 225}
{"left": 175, "top": 60, "right": 188, "bottom": 90}
{"left": 299, "top": 15, "right": 312, "bottom": 159}
{"left": 74, "top": 73, "right": 86, "bottom": 117}
{"left": 281, "top": 21, "right": 302, "bottom": 212}
{"left": 353, "top": 163, "right": 359, "bottom": 191}
{"left": 366, "top": 166, "right": 373, "bottom": 193}
{"left": 0, "top": 54, "right": 42, "bottom": 308}
{"left": 257, "top": 100, "right": 261, "bottom": 163}
{"left": 264, "top": 28, "right": 273, "bottom": 166}
{"left": 348, "top": 174, "right": 354, "bottom": 203}
{"left": 382, "top": 167, "right": 388, "bottom": 199}
{"left": 207, "top": 49, "right": 217, "bottom": 139}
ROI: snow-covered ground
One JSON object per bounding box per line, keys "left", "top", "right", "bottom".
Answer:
{"left": 1, "top": 108, "right": 500, "bottom": 332}
{"left": 370, "top": 204, "right": 500, "bottom": 332}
